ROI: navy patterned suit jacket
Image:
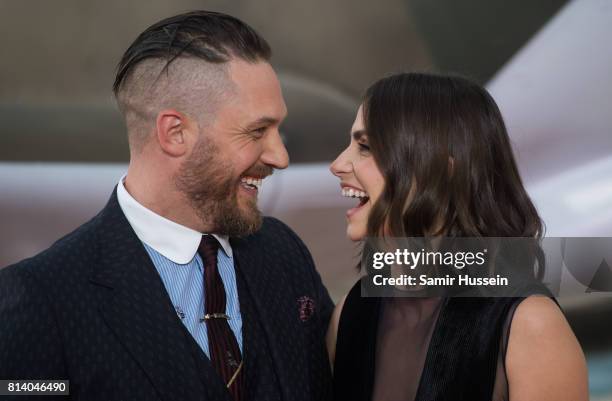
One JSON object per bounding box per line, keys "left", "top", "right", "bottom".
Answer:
{"left": 0, "top": 190, "right": 334, "bottom": 401}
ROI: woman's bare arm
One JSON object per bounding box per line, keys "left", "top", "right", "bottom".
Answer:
{"left": 506, "top": 296, "right": 588, "bottom": 401}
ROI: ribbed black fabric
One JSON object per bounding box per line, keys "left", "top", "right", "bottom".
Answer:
{"left": 333, "top": 279, "right": 551, "bottom": 401}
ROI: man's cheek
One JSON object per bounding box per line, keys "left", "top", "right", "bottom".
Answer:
{"left": 241, "top": 152, "right": 264, "bottom": 173}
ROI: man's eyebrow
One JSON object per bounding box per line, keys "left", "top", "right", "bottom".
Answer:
{"left": 352, "top": 130, "right": 367, "bottom": 140}
{"left": 244, "top": 116, "right": 281, "bottom": 131}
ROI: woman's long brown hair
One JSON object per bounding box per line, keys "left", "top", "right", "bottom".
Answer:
{"left": 363, "top": 72, "right": 543, "bottom": 240}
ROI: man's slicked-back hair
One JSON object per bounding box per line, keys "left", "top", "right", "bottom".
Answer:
{"left": 113, "top": 10, "right": 271, "bottom": 96}
{"left": 113, "top": 11, "right": 272, "bottom": 151}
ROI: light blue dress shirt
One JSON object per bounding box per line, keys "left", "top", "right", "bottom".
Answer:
{"left": 115, "top": 177, "right": 243, "bottom": 358}
{"left": 143, "top": 243, "right": 243, "bottom": 357}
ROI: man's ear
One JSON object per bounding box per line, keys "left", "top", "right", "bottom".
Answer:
{"left": 155, "top": 109, "right": 195, "bottom": 157}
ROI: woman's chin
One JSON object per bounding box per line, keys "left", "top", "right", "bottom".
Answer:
{"left": 346, "top": 225, "right": 366, "bottom": 242}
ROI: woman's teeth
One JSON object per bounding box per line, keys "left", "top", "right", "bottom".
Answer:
{"left": 342, "top": 187, "right": 368, "bottom": 199}
{"left": 240, "top": 177, "right": 262, "bottom": 190}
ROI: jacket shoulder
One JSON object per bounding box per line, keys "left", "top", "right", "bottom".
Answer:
{"left": 260, "top": 215, "right": 294, "bottom": 234}
{"left": 2, "top": 211, "right": 102, "bottom": 279}
{"left": 259, "top": 216, "right": 305, "bottom": 244}
{"left": 0, "top": 250, "right": 67, "bottom": 379}
{"left": 259, "top": 217, "right": 313, "bottom": 259}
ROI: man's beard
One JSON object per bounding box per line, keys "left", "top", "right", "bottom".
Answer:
{"left": 174, "top": 137, "right": 267, "bottom": 237}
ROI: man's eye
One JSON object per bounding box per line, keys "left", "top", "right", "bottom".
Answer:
{"left": 252, "top": 127, "right": 267, "bottom": 137}
{"left": 358, "top": 142, "right": 370, "bottom": 152}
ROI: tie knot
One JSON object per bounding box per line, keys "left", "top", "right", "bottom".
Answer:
{"left": 198, "top": 235, "right": 220, "bottom": 261}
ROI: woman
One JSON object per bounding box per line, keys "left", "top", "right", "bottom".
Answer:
{"left": 327, "top": 73, "right": 588, "bottom": 401}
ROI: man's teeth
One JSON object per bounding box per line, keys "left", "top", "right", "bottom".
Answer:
{"left": 341, "top": 188, "right": 368, "bottom": 198}
{"left": 240, "top": 177, "right": 263, "bottom": 190}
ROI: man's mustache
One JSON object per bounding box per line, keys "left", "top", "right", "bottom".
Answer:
{"left": 243, "top": 165, "right": 274, "bottom": 179}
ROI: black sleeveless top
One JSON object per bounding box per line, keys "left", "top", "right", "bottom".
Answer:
{"left": 333, "top": 280, "right": 548, "bottom": 401}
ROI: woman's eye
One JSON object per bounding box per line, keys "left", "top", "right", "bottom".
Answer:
{"left": 358, "top": 142, "right": 370, "bottom": 152}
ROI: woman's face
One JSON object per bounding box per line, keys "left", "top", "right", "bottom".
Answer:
{"left": 330, "top": 106, "right": 385, "bottom": 241}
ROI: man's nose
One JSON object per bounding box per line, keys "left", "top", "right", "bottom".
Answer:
{"left": 261, "top": 130, "right": 289, "bottom": 169}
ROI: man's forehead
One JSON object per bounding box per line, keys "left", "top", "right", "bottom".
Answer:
{"left": 228, "top": 59, "right": 279, "bottom": 89}
{"left": 228, "top": 105, "right": 288, "bottom": 130}
{"left": 211, "top": 95, "right": 287, "bottom": 134}
{"left": 221, "top": 59, "right": 287, "bottom": 121}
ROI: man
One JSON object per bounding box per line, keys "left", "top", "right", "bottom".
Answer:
{"left": 0, "top": 11, "right": 333, "bottom": 401}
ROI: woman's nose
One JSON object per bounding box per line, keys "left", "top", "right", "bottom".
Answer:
{"left": 330, "top": 147, "right": 352, "bottom": 177}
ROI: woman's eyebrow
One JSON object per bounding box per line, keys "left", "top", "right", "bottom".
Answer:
{"left": 352, "top": 130, "right": 367, "bottom": 141}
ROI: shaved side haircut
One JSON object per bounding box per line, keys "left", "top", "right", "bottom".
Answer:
{"left": 113, "top": 11, "right": 272, "bottom": 151}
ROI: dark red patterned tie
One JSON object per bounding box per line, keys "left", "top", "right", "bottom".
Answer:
{"left": 198, "top": 235, "right": 243, "bottom": 400}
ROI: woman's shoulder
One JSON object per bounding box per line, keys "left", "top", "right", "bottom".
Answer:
{"left": 507, "top": 295, "right": 579, "bottom": 359}
{"left": 511, "top": 296, "right": 565, "bottom": 333}
{"left": 504, "top": 295, "right": 588, "bottom": 400}
{"left": 504, "top": 295, "right": 573, "bottom": 356}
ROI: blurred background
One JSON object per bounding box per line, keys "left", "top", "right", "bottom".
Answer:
{"left": 1, "top": 0, "right": 611, "bottom": 397}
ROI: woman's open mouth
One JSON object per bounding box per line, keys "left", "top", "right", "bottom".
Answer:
{"left": 342, "top": 187, "right": 369, "bottom": 217}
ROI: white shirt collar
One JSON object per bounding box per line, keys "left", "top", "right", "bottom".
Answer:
{"left": 116, "top": 175, "right": 233, "bottom": 264}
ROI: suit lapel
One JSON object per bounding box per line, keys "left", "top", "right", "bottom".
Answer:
{"left": 231, "top": 235, "right": 307, "bottom": 401}
{"left": 89, "top": 191, "right": 229, "bottom": 401}
{"left": 233, "top": 259, "right": 257, "bottom": 394}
